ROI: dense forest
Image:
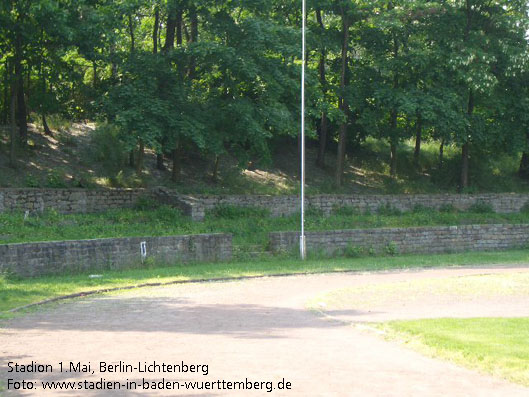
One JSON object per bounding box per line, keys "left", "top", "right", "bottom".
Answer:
{"left": 1, "top": 0, "right": 529, "bottom": 192}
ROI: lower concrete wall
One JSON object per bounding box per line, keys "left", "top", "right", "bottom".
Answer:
{"left": 0, "top": 234, "right": 232, "bottom": 277}
{"left": 269, "top": 224, "right": 529, "bottom": 255}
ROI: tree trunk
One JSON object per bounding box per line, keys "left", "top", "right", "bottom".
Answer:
{"left": 297, "top": 131, "right": 302, "bottom": 180}
{"left": 389, "top": 109, "right": 398, "bottom": 177}
{"left": 26, "top": 67, "right": 30, "bottom": 109}
{"left": 176, "top": 10, "right": 183, "bottom": 46}
{"left": 14, "top": 39, "right": 27, "bottom": 145}
{"left": 129, "top": 150, "right": 135, "bottom": 167}
{"left": 188, "top": 7, "right": 198, "bottom": 78}
{"left": 163, "top": 2, "right": 177, "bottom": 52}
{"left": 519, "top": 152, "right": 529, "bottom": 179}
{"left": 212, "top": 155, "right": 220, "bottom": 182}
{"left": 93, "top": 61, "right": 98, "bottom": 89}
{"left": 390, "top": 140, "right": 398, "bottom": 177}
{"left": 3, "top": 60, "right": 9, "bottom": 125}
{"left": 153, "top": 6, "right": 159, "bottom": 54}
{"left": 389, "top": 27, "right": 399, "bottom": 178}
{"left": 460, "top": 89, "right": 474, "bottom": 191}
{"left": 136, "top": 140, "right": 144, "bottom": 174}
{"left": 128, "top": 14, "right": 136, "bottom": 53}
{"left": 335, "top": 11, "right": 350, "bottom": 187}
{"left": 171, "top": 146, "right": 181, "bottom": 182}
{"left": 413, "top": 115, "right": 422, "bottom": 168}
{"left": 152, "top": 7, "right": 162, "bottom": 169}
{"left": 459, "top": 2, "right": 473, "bottom": 191}
{"left": 439, "top": 139, "right": 444, "bottom": 169}
{"left": 42, "top": 114, "right": 52, "bottom": 136}
{"left": 9, "top": 79, "right": 17, "bottom": 168}
{"left": 156, "top": 153, "right": 165, "bottom": 170}
{"left": 315, "top": 8, "right": 328, "bottom": 169}
{"left": 460, "top": 142, "right": 469, "bottom": 191}
{"left": 316, "top": 113, "right": 328, "bottom": 169}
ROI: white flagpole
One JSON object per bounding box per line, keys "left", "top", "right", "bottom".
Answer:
{"left": 300, "top": 0, "right": 307, "bottom": 260}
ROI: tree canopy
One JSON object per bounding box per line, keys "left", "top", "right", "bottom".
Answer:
{"left": 1, "top": 0, "right": 528, "bottom": 189}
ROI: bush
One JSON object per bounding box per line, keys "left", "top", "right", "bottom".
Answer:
{"left": 377, "top": 203, "right": 402, "bottom": 216}
{"left": 412, "top": 204, "right": 430, "bottom": 214}
{"left": 385, "top": 241, "right": 399, "bottom": 256}
{"left": 25, "top": 174, "right": 41, "bottom": 188}
{"left": 332, "top": 205, "right": 359, "bottom": 216}
{"left": 306, "top": 206, "right": 324, "bottom": 217}
{"left": 45, "top": 170, "right": 67, "bottom": 188}
{"left": 439, "top": 204, "right": 458, "bottom": 213}
{"left": 86, "top": 123, "right": 127, "bottom": 175}
{"left": 468, "top": 201, "right": 494, "bottom": 214}
{"left": 210, "top": 205, "right": 270, "bottom": 219}
{"left": 343, "top": 245, "right": 365, "bottom": 258}
{"left": 134, "top": 196, "right": 160, "bottom": 210}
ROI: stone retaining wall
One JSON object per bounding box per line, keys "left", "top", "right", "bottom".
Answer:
{"left": 179, "top": 193, "right": 529, "bottom": 221}
{"left": 0, "top": 188, "right": 149, "bottom": 214}
{"left": 1, "top": 188, "right": 529, "bottom": 221}
{"left": 0, "top": 233, "right": 232, "bottom": 277}
{"left": 269, "top": 224, "right": 529, "bottom": 256}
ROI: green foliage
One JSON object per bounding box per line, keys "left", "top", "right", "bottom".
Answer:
{"left": 332, "top": 206, "right": 360, "bottom": 217}
{"left": 87, "top": 124, "right": 127, "bottom": 175}
{"left": 385, "top": 241, "right": 399, "bottom": 256}
{"left": 134, "top": 196, "right": 160, "bottom": 211}
{"left": 3, "top": 205, "right": 529, "bottom": 259}
{"left": 1, "top": 0, "right": 529, "bottom": 193}
{"left": 343, "top": 245, "right": 366, "bottom": 258}
{"left": 412, "top": 204, "right": 429, "bottom": 214}
{"left": 377, "top": 203, "right": 402, "bottom": 216}
{"left": 306, "top": 206, "right": 325, "bottom": 218}
{"left": 45, "top": 170, "right": 67, "bottom": 188}
{"left": 24, "top": 174, "right": 41, "bottom": 188}
{"left": 438, "top": 204, "right": 458, "bottom": 214}
{"left": 209, "top": 205, "right": 270, "bottom": 220}
{"left": 468, "top": 201, "right": 495, "bottom": 214}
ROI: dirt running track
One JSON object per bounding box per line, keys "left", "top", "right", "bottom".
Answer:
{"left": 2, "top": 266, "right": 529, "bottom": 396}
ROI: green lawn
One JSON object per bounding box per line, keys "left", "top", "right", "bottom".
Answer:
{"left": 380, "top": 318, "right": 529, "bottom": 386}
{"left": 1, "top": 249, "right": 529, "bottom": 318}
{"left": 2, "top": 205, "right": 529, "bottom": 252}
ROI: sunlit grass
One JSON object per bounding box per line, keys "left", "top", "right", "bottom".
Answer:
{"left": 380, "top": 318, "right": 529, "bottom": 386}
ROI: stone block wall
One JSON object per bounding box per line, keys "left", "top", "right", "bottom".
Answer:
{"left": 269, "top": 224, "right": 529, "bottom": 256}
{"left": 0, "top": 188, "right": 150, "bottom": 214}
{"left": 179, "top": 193, "right": 529, "bottom": 221}
{"left": 1, "top": 188, "right": 528, "bottom": 220}
{"left": 0, "top": 233, "right": 232, "bottom": 277}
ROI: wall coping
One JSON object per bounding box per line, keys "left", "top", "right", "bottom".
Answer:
{"left": 0, "top": 233, "right": 232, "bottom": 248}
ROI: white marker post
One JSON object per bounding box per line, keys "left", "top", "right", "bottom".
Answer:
{"left": 300, "top": 0, "right": 307, "bottom": 260}
{"left": 140, "top": 241, "right": 147, "bottom": 262}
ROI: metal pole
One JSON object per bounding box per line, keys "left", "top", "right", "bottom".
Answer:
{"left": 300, "top": 0, "right": 306, "bottom": 260}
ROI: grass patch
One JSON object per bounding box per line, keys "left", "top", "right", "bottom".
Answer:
{"left": 3, "top": 206, "right": 529, "bottom": 252}
{"left": 1, "top": 249, "right": 529, "bottom": 319}
{"left": 379, "top": 318, "right": 529, "bottom": 386}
